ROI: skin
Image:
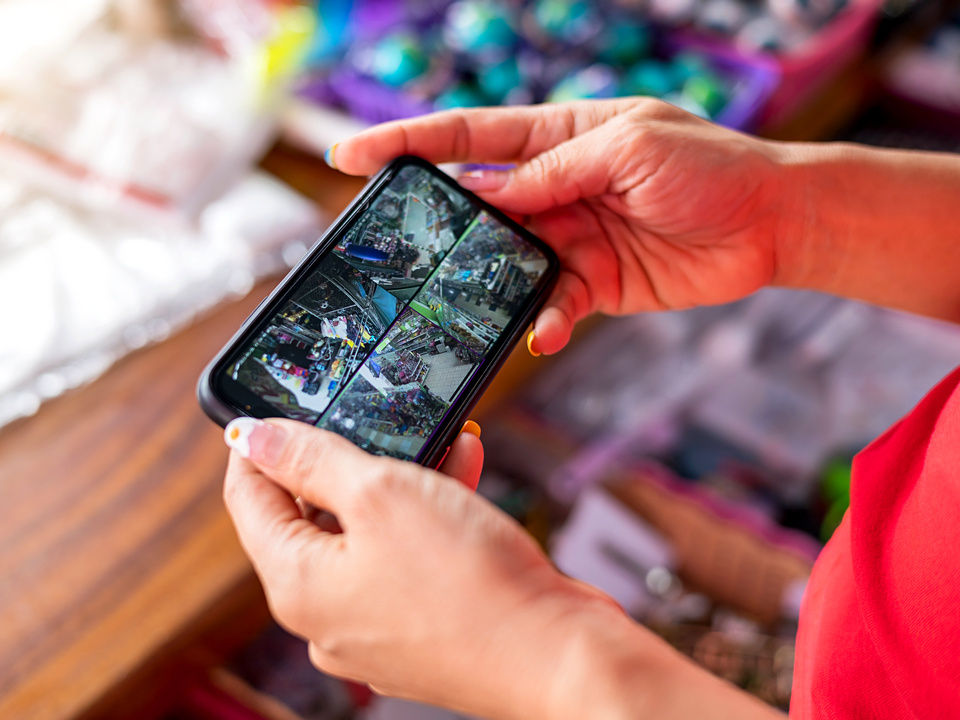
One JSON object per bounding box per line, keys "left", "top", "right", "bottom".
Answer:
{"left": 223, "top": 98, "right": 960, "bottom": 718}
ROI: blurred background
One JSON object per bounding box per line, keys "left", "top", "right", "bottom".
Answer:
{"left": 3, "top": 1, "right": 960, "bottom": 718}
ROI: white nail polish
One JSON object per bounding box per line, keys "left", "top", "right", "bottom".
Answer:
{"left": 224, "top": 417, "right": 260, "bottom": 457}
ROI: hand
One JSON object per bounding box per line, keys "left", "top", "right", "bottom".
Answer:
{"left": 220, "top": 417, "right": 627, "bottom": 720}
{"left": 328, "top": 99, "right": 800, "bottom": 354}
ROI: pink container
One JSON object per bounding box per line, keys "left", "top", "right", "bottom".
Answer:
{"left": 674, "top": 0, "right": 883, "bottom": 127}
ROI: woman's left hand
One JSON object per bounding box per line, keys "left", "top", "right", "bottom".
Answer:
{"left": 220, "top": 417, "right": 625, "bottom": 720}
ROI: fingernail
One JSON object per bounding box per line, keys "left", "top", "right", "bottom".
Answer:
{"left": 526, "top": 330, "right": 541, "bottom": 357}
{"left": 457, "top": 169, "right": 508, "bottom": 192}
{"left": 224, "top": 417, "right": 286, "bottom": 466}
{"left": 324, "top": 143, "right": 338, "bottom": 169}
{"left": 461, "top": 419, "right": 482, "bottom": 438}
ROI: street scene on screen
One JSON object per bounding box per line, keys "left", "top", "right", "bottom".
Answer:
{"left": 416, "top": 211, "right": 550, "bottom": 353}
{"left": 225, "top": 169, "right": 482, "bottom": 423}
{"left": 227, "top": 253, "right": 402, "bottom": 422}
{"left": 318, "top": 212, "right": 551, "bottom": 459}
{"left": 333, "top": 164, "right": 474, "bottom": 295}
{"left": 319, "top": 308, "right": 482, "bottom": 458}
{"left": 226, "top": 167, "right": 551, "bottom": 458}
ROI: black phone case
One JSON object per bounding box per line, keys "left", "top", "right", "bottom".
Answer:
{"left": 197, "top": 155, "right": 559, "bottom": 468}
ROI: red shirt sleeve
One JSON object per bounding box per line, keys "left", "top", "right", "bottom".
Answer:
{"left": 791, "top": 366, "right": 960, "bottom": 719}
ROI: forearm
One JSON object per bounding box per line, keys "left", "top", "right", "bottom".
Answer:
{"left": 537, "top": 596, "right": 785, "bottom": 720}
{"left": 774, "top": 142, "right": 960, "bottom": 322}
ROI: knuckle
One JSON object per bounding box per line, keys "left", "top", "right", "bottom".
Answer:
{"left": 280, "top": 433, "right": 325, "bottom": 482}
{"left": 347, "top": 459, "right": 402, "bottom": 514}
{"left": 529, "top": 147, "right": 564, "bottom": 187}
{"left": 628, "top": 97, "right": 691, "bottom": 128}
{"left": 622, "top": 120, "right": 652, "bottom": 150}
{"left": 351, "top": 467, "right": 387, "bottom": 502}
{"left": 449, "top": 109, "right": 471, "bottom": 159}
{"left": 631, "top": 96, "right": 672, "bottom": 117}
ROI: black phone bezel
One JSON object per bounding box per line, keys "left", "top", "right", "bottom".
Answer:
{"left": 197, "top": 155, "right": 559, "bottom": 468}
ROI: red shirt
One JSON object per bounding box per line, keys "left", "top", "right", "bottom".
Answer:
{"left": 791, "top": 367, "right": 960, "bottom": 718}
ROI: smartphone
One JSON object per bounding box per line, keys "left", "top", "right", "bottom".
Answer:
{"left": 197, "top": 156, "right": 559, "bottom": 467}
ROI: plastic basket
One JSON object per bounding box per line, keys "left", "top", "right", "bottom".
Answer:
{"left": 296, "top": 39, "right": 779, "bottom": 133}
{"left": 672, "top": 0, "right": 882, "bottom": 127}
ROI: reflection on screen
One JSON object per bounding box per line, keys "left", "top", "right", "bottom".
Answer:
{"left": 225, "top": 165, "right": 550, "bottom": 460}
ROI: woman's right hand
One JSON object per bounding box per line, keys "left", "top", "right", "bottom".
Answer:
{"left": 328, "top": 98, "right": 802, "bottom": 354}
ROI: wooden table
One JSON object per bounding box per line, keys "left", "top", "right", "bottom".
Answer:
{"left": 0, "top": 152, "right": 365, "bottom": 720}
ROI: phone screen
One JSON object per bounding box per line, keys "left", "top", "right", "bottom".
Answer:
{"left": 216, "top": 162, "right": 553, "bottom": 461}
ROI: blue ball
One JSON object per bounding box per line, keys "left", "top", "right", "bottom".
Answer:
{"left": 369, "top": 33, "right": 429, "bottom": 86}
{"left": 435, "top": 82, "right": 487, "bottom": 109}
{"left": 444, "top": 1, "right": 518, "bottom": 56}
{"left": 670, "top": 52, "right": 710, "bottom": 86}
{"left": 477, "top": 56, "right": 523, "bottom": 102}
{"left": 529, "top": 0, "right": 600, "bottom": 44}
{"left": 596, "top": 20, "right": 654, "bottom": 66}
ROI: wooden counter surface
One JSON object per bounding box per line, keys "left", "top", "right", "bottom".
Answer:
{"left": 0, "top": 152, "right": 365, "bottom": 720}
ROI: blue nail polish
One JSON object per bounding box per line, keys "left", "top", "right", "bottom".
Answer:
{"left": 323, "top": 144, "right": 338, "bottom": 169}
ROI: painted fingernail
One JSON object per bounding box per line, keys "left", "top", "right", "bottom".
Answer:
{"left": 224, "top": 417, "right": 286, "bottom": 466}
{"left": 461, "top": 420, "right": 482, "bottom": 438}
{"left": 526, "top": 330, "right": 541, "bottom": 357}
{"left": 323, "top": 143, "right": 338, "bottom": 169}
{"left": 457, "top": 169, "right": 509, "bottom": 192}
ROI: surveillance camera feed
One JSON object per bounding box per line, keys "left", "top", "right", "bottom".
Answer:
{"left": 223, "top": 164, "right": 552, "bottom": 461}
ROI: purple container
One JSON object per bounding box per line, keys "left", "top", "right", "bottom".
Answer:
{"left": 295, "top": 7, "right": 780, "bottom": 133}
{"left": 667, "top": 39, "right": 780, "bottom": 132}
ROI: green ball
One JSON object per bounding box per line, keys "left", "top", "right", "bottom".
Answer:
{"left": 682, "top": 72, "right": 728, "bottom": 115}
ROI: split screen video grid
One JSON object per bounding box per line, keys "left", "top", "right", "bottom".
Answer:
{"left": 227, "top": 166, "right": 550, "bottom": 460}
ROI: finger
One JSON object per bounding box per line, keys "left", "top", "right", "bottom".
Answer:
{"left": 223, "top": 417, "right": 381, "bottom": 521}
{"left": 529, "top": 270, "right": 593, "bottom": 355}
{"left": 458, "top": 121, "right": 626, "bottom": 215}
{"left": 438, "top": 424, "right": 484, "bottom": 491}
{"left": 222, "top": 451, "right": 321, "bottom": 574}
{"left": 330, "top": 100, "right": 636, "bottom": 176}
{"left": 479, "top": 98, "right": 699, "bottom": 214}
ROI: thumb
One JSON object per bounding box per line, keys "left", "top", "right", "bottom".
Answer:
{"left": 458, "top": 124, "right": 617, "bottom": 215}
{"left": 438, "top": 422, "right": 484, "bottom": 491}
{"left": 223, "top": 417, "right": 376, "bottom": 520}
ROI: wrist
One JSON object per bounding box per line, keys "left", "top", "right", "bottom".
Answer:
{"left": 766, "top": 140, "right": 960, "bottom": 323}
{"left": 531, "top": 579, "right": 786, "bottom": 720}
{"left": 535, "top": 583, "right": 679, "bottom": 720}
{"left": 765, "top": 140, "right": 852, "bottom": 293}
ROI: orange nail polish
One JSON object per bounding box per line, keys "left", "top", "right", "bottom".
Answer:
{"left": 461, "top": 420, "right": 481, "bottom": 438}
{"left": 526, "top": 330, "right": 541, "bottom": 357}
